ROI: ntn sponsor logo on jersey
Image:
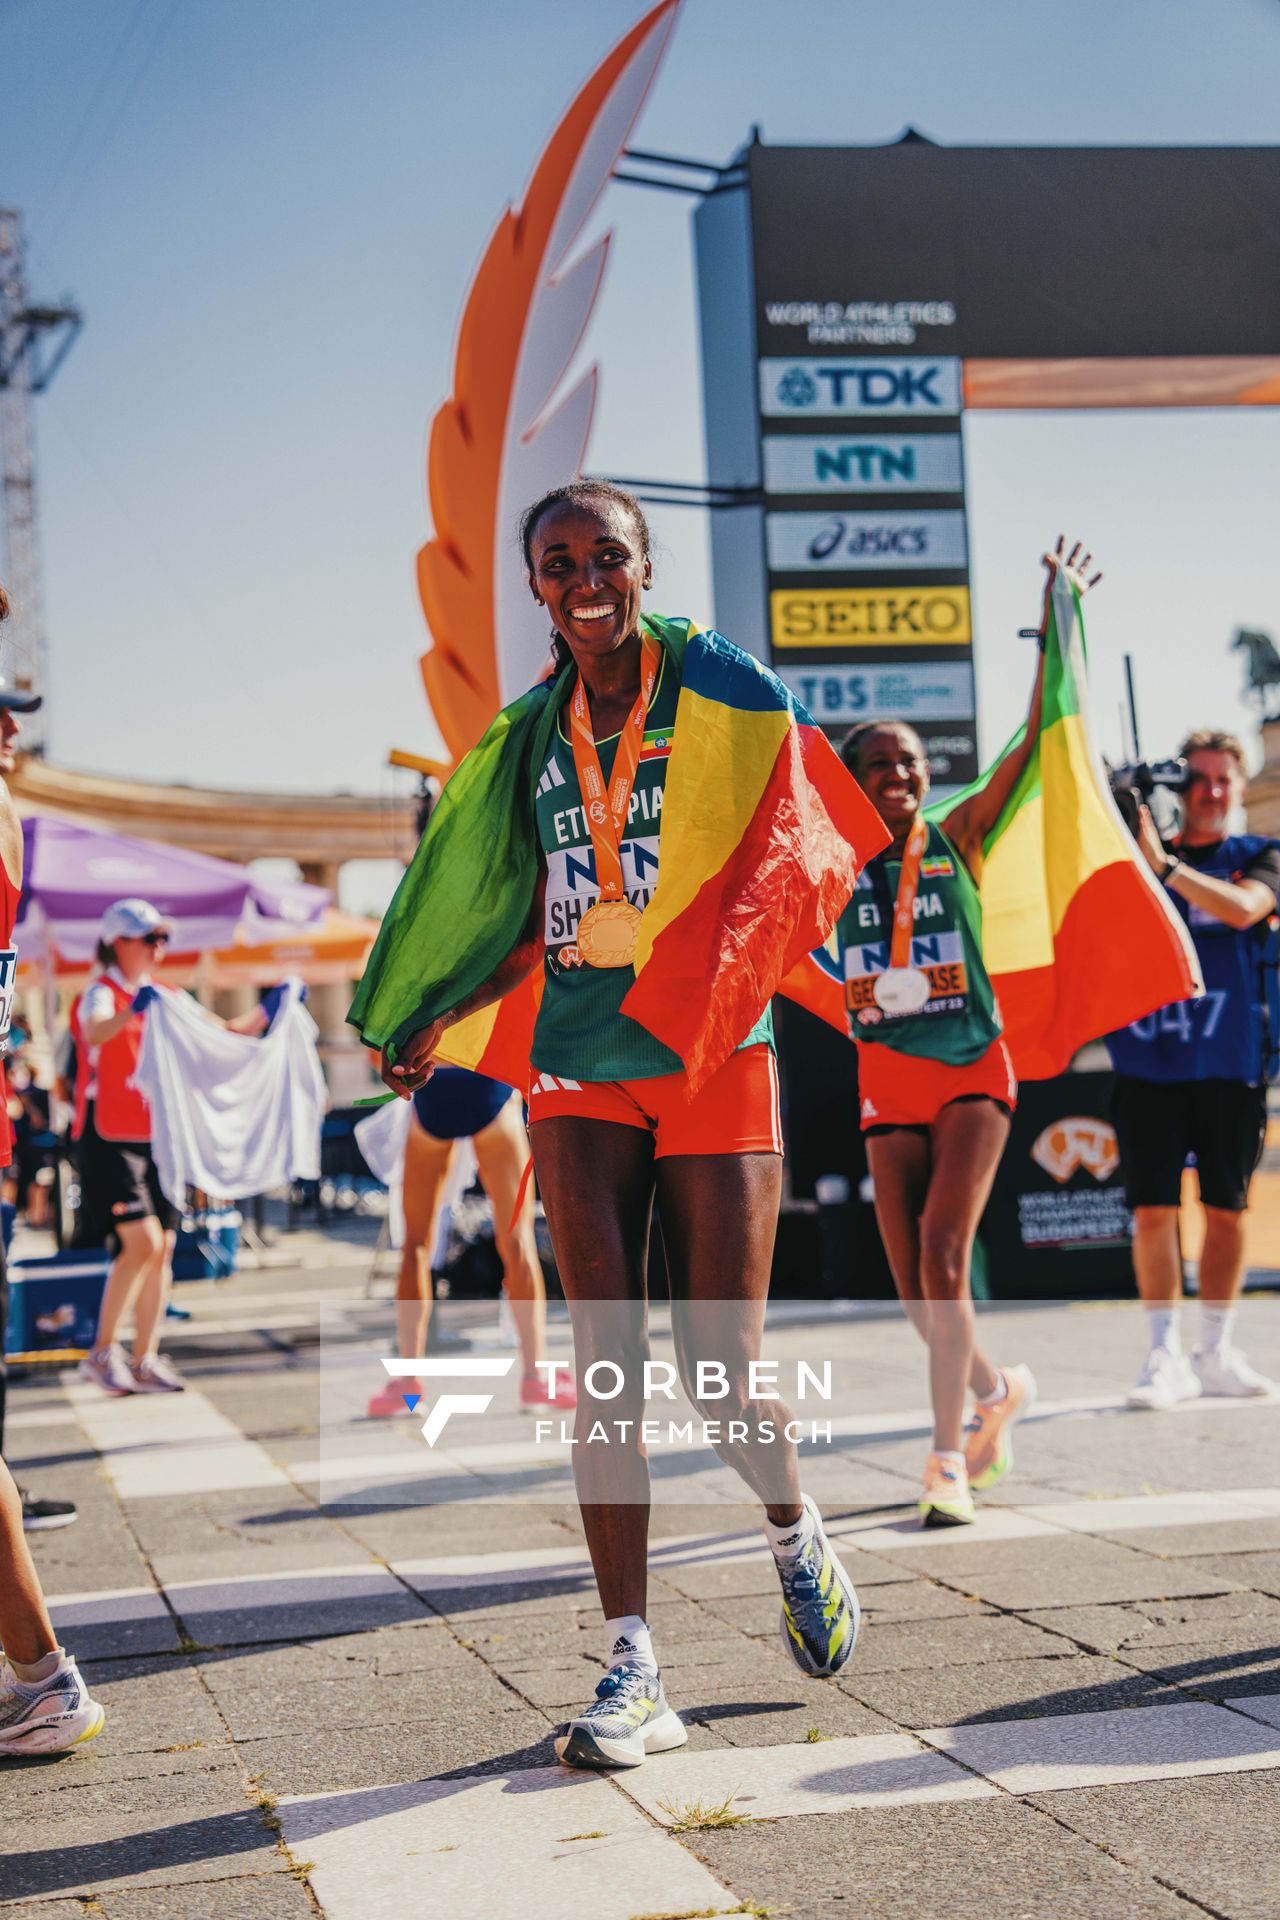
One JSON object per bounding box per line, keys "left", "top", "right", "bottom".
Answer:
{"left": 766, "top": 509, "right": 969, "bottom": 572}
{"left": 771, "top": 585, "right": 971, "bottom": 648}
{"left": 762, "top": 433, "right": 965, "bottom": 493}
{"left": 760, "top": 357, "right": 962, "bottom": 417}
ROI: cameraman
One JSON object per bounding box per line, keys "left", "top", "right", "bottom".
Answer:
{"left": 1108, "top": 730, "right": 1280, "bottom": 1408}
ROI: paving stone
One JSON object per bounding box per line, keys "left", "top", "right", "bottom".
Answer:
{"left": 838, "top": 1653, "right": 1179, "bottom": 1727}
{"left": 679, "top": 1684, "right": 896, "bottom": 1748}
{"left": 0, "top": 1781, "right": 284, "bottom": 1902}
{"left": 236, "top": 1709, "right": 561, "bottom": 1795}
{"left": 901, "top": 1535, "right": 1245, "bottom": 1609}
{"left": 165, "top": 1566, "right": 429, "bottom": 1647}
{"left": 1175, "top": 1550, "right": 1280, "bottom": 1596}
{"left": 1115, "top": 1639, "right": 1280, "bottom": 1700}
{"left": 846, "top": 1612, "right": 1068, "bottom": 1673}
{"left": 76, "top": 1655, "right": 231, "bottom": 1755}
{"left": 193, "top": 1634, "right": 513, "bottom": 1740}
{"left": 860, "top": 1582, "right": 997, "bottom": 1623}
{"left": 683, "top": 1794, "right": 1192, "bottom": 1918}
{"left": 47, "top": 1588, "right": 182, "bottom": 1662}
{"left": 1102, "top": 1517, "right": 1280, "bottom": 1558}
{"left": 924, "top": 1699, "right": 1280, "bottom": 1793}
{"left": 1031, "top": 1769, "right": 1280, "bottom": 1920}
{"left": 0, "top": 1747, "right": 242, "bottom": 1812}
{"left": 149, "top": 1527, "right": 375, "bottom": 1584}
{"left": 100, "top": 1872, "right": 316, "bottom": 1918}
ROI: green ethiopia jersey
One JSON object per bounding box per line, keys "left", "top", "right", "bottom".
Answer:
{"left": 835, "top": 822, "right": 1001, "bottom": 1065}
{"left": 531, "top": 649, "right": 773, "bottom": 1081}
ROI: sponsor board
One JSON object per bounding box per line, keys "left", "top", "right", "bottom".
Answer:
{"left": 767, "top": 509, "right": 968, "bottom": 572}
{"left": 760, "top": 357, "right": 962, "bottom": 418}
{"left": 761, "top": 298, "right": 958, "bottom": 349}
{"left": 778, "top": 662, "right": 975, "bottom": 724}
{"left": 771, "top": 586, "right": 971, "bottom": 648}
{"left": 763, "top": 433, "right": 965, "bottom": 494}
{"left": 915, "top": 726, "right": 978, "bottom": 786}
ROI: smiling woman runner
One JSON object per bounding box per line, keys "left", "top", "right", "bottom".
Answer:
{"left": 838, "top": 541, "right": 1101, "bottom": 1527}
{"left": 352, "top": 481, "right": 886, "bottom": 1772}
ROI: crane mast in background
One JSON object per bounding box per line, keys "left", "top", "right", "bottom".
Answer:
{"left": 0, "top": 208, "right": 81, "bottom": 756}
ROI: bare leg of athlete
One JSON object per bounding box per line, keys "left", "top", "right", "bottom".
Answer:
{"left": 396, "top": 1121, "right": 455, "bottom": 1360}
{"left": 657, "top": 1152, "right": 801, "bottom": 1520}
{"left": 131, "top": 1227, "right": 176, "bottom": 1364}
{"left": 93, "top": 1216, "right": 164, "bottom": 1351}
{"left": 473, "top": 1096, "right": 546, "bottom": 1379}
{"left": 868, "top": 1101, "right": 1008, "bottom": 1452}
{"left": 529, "top": 1117, "right": 655, "bottom": 1619}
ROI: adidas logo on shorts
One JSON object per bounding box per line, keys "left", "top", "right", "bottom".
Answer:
{"left": 861, "top": 1096, "right": 879, "bottom": 1119}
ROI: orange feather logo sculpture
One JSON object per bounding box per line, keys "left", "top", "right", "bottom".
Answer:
{"left": 417, "top": 0, "right": 682, "bottom": 765}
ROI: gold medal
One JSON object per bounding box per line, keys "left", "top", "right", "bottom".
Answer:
{"left": 576, "top": 899, "right": 642, "bottom": 969}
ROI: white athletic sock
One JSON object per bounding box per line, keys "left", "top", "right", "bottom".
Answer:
{"left": 934, "top": 1450, "right": 966, "bottom": 1472}
{"left": 9, "top": 1647, "right": 62, "bottom": 1685}
{"left": 978, "top": 1371, "right": 1008, "bottom": 1406}
{"left": 1145, "top": 1304, "right": 1182, "bottom": 1355}
{"left": 764, "top": 1503, "right": 815, "bottom": 1560}
{"left": 1198, "top": 1303, "right": 1237, "bottom": 1357}
{"left": 604, "top": 1615, "right": 655, "bottom": 1673}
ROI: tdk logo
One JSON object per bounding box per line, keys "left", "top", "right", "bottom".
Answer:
{"left": 761, "top": 357, "right": 961, "bottom": 419}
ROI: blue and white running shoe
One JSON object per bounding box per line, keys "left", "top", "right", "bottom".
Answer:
{"left": 773, "top": 1494, "right": 861, "bottom": 1678}
{"left": 555, "top": 1661, "right": 688, "bottom": 1770}
{"left": 0, "top": 1652, "right": 105, "bottom": 1758}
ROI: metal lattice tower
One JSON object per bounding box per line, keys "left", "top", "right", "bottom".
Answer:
{"left": 0, "top": 210, "right": 80, "bottom": 755}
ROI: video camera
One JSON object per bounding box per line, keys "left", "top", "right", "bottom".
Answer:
{"left": 1109, "top": 757, "right": 1193, "bottom": 837}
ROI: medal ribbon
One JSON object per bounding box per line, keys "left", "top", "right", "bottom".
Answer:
{"left": 568, "top": 629, "right": 661, "bottom": 903}
{"left": 869, "top": 815, "right": 929, "bottom": 971}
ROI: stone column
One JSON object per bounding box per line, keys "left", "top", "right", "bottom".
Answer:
{"left": 297, "top": 860, "right": 367, "bottom": 1105}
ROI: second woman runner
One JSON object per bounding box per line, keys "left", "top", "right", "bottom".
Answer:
{"left": 837, "top": 540, "right": 1101, "bottom": 1525}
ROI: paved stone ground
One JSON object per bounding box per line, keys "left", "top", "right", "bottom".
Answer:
{"left": 3, "top": 1253, "right": 1280, "bottom": 1919}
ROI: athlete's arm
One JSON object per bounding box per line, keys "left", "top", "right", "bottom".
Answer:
{"left": 378, "top": 869, "right": 547, "bottom": 1099}
{"left": 1140, "top": 816, "right": 1280, "bottom": 930}
{"left": 942, "top": 539, "right": 1100, "bottom": 881}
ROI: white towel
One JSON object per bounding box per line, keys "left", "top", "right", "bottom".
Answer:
{"left": 133, "top": 981, "right": 325, "bottom": 1207}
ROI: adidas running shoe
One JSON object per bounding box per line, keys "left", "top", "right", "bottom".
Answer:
{"left": 555, "top": 1661, "right": 687, "bottom": 1770}
{"left": 919, "top": 1452, "right": 975, "bottom": 1527}
{"left": 773, "top": 1494, "right": 861, "bottom": 1678}
{"left": 0, "top": 1653, "right": 105, "bottom": 1758}
{"left": 963, "top": 1363, "right": 1037, "bottom": 1490}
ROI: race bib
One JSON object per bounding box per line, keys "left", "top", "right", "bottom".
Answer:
{"left": 844, "top": 929, "right": 968, "bottom": 1024}
{"left": 0, "top": 944, "right": 18, "bottom": 1044}
{"left": 543, "top": 836, "right": 660, "bottom": 968}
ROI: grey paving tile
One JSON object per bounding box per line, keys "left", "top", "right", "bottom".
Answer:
{"left": 1115, "top": 1638, "right": 1280, "bottom": 1701}
{"left": 235, "top": 1707, "right": 560, "bottom": 1795}
{"left": 1025, "top": 1591, "right": 1280, "bottom": 1656}
{"left": 0, "top": 1747, "right": 241, "bottom": 1812}
{"left": 926, "top": 1699, "right": 1280, "bottom": 1794}
{"left": 1175, "top": 1550, "right": 1280, "bottom": 1596}
{"left": 193, "top": 1635, "right": 515, "bottom": 1741}
{"left": 149, "top": 1527, "right": 375, "bottom": 1585}
{"left": 683, "top": 1796, "right": 1189, "bottom": 1919}
{"left": 77, "top": 1655, "right": 231, "bottom": 1755}
{"left": 860, "top": 1582, "right": 997, "bottom": 1623}
{"left": 0, "top": 1780, "right": 283, "bottom": 1903}
{"left": 838, "top": 1653, "right": 1179, "bottom": 1728}
{"left": 1033, "top": 1769, "right": 1280, "bottom": 1920}
{"left": 166, "top": 1567, "right": 429, "bottom": 1648}
{"left": 679, "top": 1683, "right": 895, "bottom": 1748}
{"left": 100, "top": 1872, "right": 315, "bottom": 1919}
{"left": 848, "top": 1612, "right": 1068, "bottom": 1674}
{"left": 1102, "top": 1517, "right": 1280, "bottom": 1558}
{"left": 900, "top": 1535, "right": 1246, "bottom": 1609}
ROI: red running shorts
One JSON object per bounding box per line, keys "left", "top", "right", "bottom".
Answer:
{"left": 527, "top": 1042, "right": 783, "bottom": 1157}
{"left": 858, "top": 1035, "right": 1017, "bottom": 1134}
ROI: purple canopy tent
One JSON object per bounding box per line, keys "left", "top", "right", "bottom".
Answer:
{"left": 17, "top": 816, "right": 329, "bottom": 966}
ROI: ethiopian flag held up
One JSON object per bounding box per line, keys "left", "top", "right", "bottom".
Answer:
{"left": 930, "top": 569, "right": 1201, "bottom": 1081}
{"left": 348, "top": 616, "right": 889, "bottom": 1094}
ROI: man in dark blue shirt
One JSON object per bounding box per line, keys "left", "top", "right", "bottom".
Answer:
{"left": 1108, "top": 730, "right": 1280, "bottom": 1409}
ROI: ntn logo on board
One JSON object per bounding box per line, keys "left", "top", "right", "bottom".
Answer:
{"left": 779, "top": 663, "right": 975, "bottom": 724}
{"left": 763, "top": 434, "right": 965, "bottom": 493}
{"left": 771, "top": 586, "right": 972, "bottom": 648}
{"left": 760, "top": 357, "right": 962, "bottom": 417}
{"left": 767, "top": 509, "right": 969, "bottom": 572}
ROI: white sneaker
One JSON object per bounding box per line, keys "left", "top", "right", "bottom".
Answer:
{"left": 129, "top": 1353, "right": 186, "bottom": 1393}
{"left": 78, "top": 1344, "right": 136, "bottom": 1396}
{"left": 0, "top": 1653, "right": 105, "bottom": 1758}
{"left": 1128, "top": 1346, "right": 1202, "bottom": 1411}
{"left": 1192, "top": 1346, "right": 1277, "bottom": 1398}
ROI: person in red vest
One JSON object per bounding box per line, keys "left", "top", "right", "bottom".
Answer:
{"left": 73, "top": 899, "right": 266, "bottom": 1395}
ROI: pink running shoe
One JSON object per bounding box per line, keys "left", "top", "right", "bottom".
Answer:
{"left": 520, "top": 1369, "right": 577, "bottom": 1412}
{"left": 367, "top": 1378, "right": 423, "bottom": 1418}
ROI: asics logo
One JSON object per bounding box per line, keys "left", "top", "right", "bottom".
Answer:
{"left": 379, "top": 1357, "right": 517, "bottom": 1445}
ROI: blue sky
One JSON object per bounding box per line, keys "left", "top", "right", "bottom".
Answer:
{"left": 4, "top": 0, "right": 1280, "bottom": 908}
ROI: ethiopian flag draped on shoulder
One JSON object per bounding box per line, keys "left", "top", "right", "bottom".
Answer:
{"left": 349, "top": 616, "right": 888, "bottom": 1093}
{"left": 927, "top": 570, "right": 1201, "bottom": 1081}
